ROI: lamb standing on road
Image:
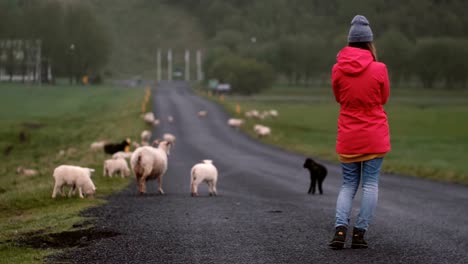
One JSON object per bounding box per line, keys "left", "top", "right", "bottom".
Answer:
{"left": 103, "top": 158, "right": 131, "bottom": 178}
{"left": 52, "top": 165, "right": 96, "bottom": 199}
{"left": 130, "top": 140, "right": 172, "bottom": 194}
{"left": 141, "top": 130, "right": 152, "bottom": 145}
{"left": 163, "top": 133, "right": 176, "bottom": 145}
{"left": 190, "top": 160, "right": 218, "bottom": 197}
{"left": 227, "top": 118, "right": 244, "bottom": 129}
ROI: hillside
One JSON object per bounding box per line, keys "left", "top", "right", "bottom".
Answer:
{"left": 88, "top": 0, "right": 206, "bottom": 78}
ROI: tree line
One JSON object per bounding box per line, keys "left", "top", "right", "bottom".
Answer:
{"left": 0, "top": 0, "right": 110, "bottom": 83}
{"left": 170, "top": 0, "right": 468, "bottom": 91}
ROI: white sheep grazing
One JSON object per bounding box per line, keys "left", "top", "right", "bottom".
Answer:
{"left": 269, "top": 109, "right": 278, "bottom": 118}
{"left": 141, "top": 130, "right": 152, "bottom": 143}
{"left": 103, "top": 158, "right": 130, "bottom": 178}
{"left": 130, "top": 140, "right": 171, "bottom": 194}
{"left": 90, "top": 141, "right": 106, "bottom": 151}
{"left": 254, "top": 124, "right": 271, "bottom": 137}
{"left": 52, "top": 165, "right": 96, "bottom": 199}
{"left": 197, "top": 110, "right": 208, "bottom": 117}
{"left": 162, "top": 133, "right": 176, "bottom": 145}
{"left": 143, "top": 112, "right": 155, "bottom": 125}
{"left": 190, "top": 160, "right": 218, "bottom": 197}
{"left": 112, "top": 151, "right": 133, "bottom": 160}
{"left": 16, "top": 166, "right": 38, "bottom": 177}
{"left": 227, "top": 118, "right": 244, "bottom": 129}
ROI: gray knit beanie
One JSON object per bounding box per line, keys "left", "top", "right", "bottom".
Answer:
{"left": 348, "top": 15, "right": 373, "bottom": 43}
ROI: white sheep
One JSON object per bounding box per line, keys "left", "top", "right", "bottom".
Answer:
{"left": 190, "top": 160, "right": 218, "bottom": 197}
{"left": 197, "top": 110, "right": 208, "bottom": 117}
{"left": 143, "top": 112, "right": 155, "bottom": 125}
{"left": 269, "top": 109, "right": 279, "bottom": 118}
{"left": 16, "top": 166, "right": 38, "bottom": 177}
{"left": 163, "top": 133, "right": 176, "bottom": 145}
{"left": 254, "top": 124, "right": 271, "bottom": 137}
{"left": 90, "top": 140, "right": 106, "bottom": 151}
{"left": 167, "top": 115, "right": 174, "bottom": 123}
{"left": 52, "top": 165, "right": 96, "bottom": 199}
{"left": 141, "top": 130, "right": 152, "bottom": 143}
{"left": 130, "top": 140, "right": 172, "bottom": 194}
{"left": 112, "top": 151, "right": 133, "bottom": 160}
{"left": 153, "top": 119, "right": 160, "bottom": 127}
{"left": 103, "top": 158, "right": 130, "bottom": 178}
{"left": 227, "top": 118, "right": 244, "bottom": 129}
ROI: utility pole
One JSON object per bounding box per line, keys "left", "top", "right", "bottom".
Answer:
{"left": 167, "top": 49, "right": 172, "bottom": 81}
{"left": 185, "top": 49, "right": 190, "bottom": 81}
{"left": 196, "top": 49, "right": 203, "bottom": 81}
{"left": 157, "top": 49, "right": 161, "bottom": 82}
{"left": 35, "top": 39, "right": 42, "bottom": 85}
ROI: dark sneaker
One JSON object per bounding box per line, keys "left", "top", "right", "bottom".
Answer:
{"left": 328, "top": 226, "right": 347, "bottom": 249}
{"left": 351, "top": 228, "right": 368, "bottom": 249}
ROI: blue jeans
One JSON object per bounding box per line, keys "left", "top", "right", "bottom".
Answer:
{"left": 335, "top": 158, "right": 383, "bottom": 230}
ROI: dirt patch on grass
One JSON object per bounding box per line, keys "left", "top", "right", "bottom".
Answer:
{"left": 17, "top": 228, "right": 120, "bottom": 249}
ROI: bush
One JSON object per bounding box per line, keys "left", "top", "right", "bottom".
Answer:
{"left": 207, "top": 54, "right": 275, "bottom": 95}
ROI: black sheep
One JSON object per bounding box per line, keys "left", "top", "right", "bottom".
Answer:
{"left": 303, "top": 158, "right": 327, "bottom": 195}
{"left": 104, "top": 138, "right": 131, "bottom": 155}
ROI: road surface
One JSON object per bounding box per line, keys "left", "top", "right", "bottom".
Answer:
{"left": 52, "top": 81, "right": 468, "bottom": 264}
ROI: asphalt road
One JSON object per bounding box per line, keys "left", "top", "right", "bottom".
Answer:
{"left": 52, "top": 81, "right": 468, "bottom": 264}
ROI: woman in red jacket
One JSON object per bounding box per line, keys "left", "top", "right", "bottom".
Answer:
{"left": 328, "top": 15, "right": 390, "bottom": 250}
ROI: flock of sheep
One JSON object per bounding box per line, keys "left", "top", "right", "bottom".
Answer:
{"left": 15, "top": 99, "right": 279, "bottom": 199}
{"left": 227, "top": 109, "right": 278, "bottom": 137}
{"left": 48, "top": 107, "right": 223, "bottom": 199}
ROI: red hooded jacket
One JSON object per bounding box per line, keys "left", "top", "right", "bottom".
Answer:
{"left": 332, "top": 46, "right": 390, "bottom": 154}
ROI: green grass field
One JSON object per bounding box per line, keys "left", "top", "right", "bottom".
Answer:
{"left": 0, "top": 83, "right": 148, "bottom": 263}
{"left": 216, "top": 85, "right": 468, "bottom": 185}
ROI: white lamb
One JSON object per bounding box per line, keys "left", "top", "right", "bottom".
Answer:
{"left": 103, "top": 158, "right": 130, "bottom": 178}
{"left": 153, "top": 119, "right": 160, "bottom": 127}
{"left": 197, "top": 110, "right": 207, "bottom": 117}
{"left": 190, "top": 160, "right": 218, "bottom": 197}
{"left": 112, "top": 151, "right": 133, "bottom": 160}
{"left": 227, "top": 118, "right": 244, "bottom": 129}
{"left": 269, "top": 109, "right": 279, "bottom": 118}
{"left": 143, "top": 112, "right": 155, "bottom": 125}
{"left": 52, "top": 165, "right": 96, "bottom": 199}
{"left": 130, "top": 140, "right": 172, "bottom": 194}
{"left": 141, "top": 130, "right": 152, "bottom": 143}
{"left": 163, "top": 133, "right": 176, "bottom": 145}
{"left": 254, "top": 124, "right": 271, "bottom": 137}
{"left": 16, "top": 166, "right": 38, "bottom": 177}
{"left": 90, "top": 140, "right": 106, "bottom": 151}
{"left": 167, "top": 115, "right": 174, "bottom": 123}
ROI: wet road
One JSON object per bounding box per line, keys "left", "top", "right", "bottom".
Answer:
{"left": 53, "top": 81, "right": 468, "bottom": 264}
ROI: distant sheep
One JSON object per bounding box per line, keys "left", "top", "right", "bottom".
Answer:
{"left": 104, "top": 138, "right": 131, "bottom": 155}
{"left": 52, "top": 165, "right": 96, "bottom": 199}
{"left": 167, "top": 116, "right": 174, "bottom": 123}
{"left": 141, "top": 130, "right": 152, "bottom": 143}
{"left": 227, "top": 118, "right": 244, "bottom": 129}
{"left": 190, "top": 160, "right": 218, "bottom": 197}
{"left": 130, "top": 140, "right": 172, "bottom": 194}
{"left": 153, "top": 119, "right": 160, "bottom": 127}
{"left": 16, "top": 166, "right": 38, "bottom": 177}
{"left": 103, "top": 158, "right": 131, "bottom": 178}
{"left": 90, "top": 141, "right": 107, "bottom": 151}
{"left": 254, "top": 124, "right": 271, "bottom": 137}
{"left": 269, "top": 109, "right": 278, "bottom": 118}
{"left": 197, "top": 110, "right": 208, "bottom": 117}
{"left": 162, "top": 133, "right": 176, "bottom": 145}
{"left": 112, "top": 151, "right": 133, "bottom": 160}
{"left": 143, "top": 112, "right": 155, "bottom": 125}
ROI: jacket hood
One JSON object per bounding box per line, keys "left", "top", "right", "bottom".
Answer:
{"left": 336, "top": 46, "right": 374, "bottom": 75}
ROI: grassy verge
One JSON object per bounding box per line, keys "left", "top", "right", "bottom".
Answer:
{"left": 199, "top": 84, "right": 468, "bottom": 185}
{"left": 0, "top": 83, "right": 148, "bottom": 263}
